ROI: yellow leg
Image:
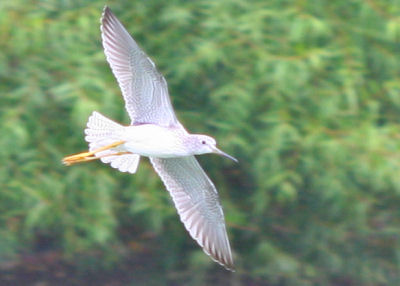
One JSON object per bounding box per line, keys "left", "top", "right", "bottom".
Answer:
{"left": 62, "top": 140, "right": 126, "bottom": 166}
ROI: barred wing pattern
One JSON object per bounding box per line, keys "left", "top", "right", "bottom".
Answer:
{"left": 150, "top": 156, "right": 234, "bottom": 271}
{"left": 101, "top": 6, "right": 234, "bottom": 271}
{"left": 101, "top": 7, "right": 178, "bottom": 127}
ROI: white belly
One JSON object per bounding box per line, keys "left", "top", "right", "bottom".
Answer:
{"left": 119, "top": 124, "right": 189, "bottom": 158}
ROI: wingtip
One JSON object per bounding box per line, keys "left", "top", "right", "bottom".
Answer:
{"left": 102, "top": 5, "right": 110, "bottom": 14}
{"left": 184, "top": 214, "right": 235, "bottom": 272}
{"left": 219, "top": 255, "right": 236, "bottom": 272}
{"left": 225, "top": 264, "right": 236, "bottom": 272}
{"left": 217, "top": 255, "right": 235, "bottom": 272}
{"left": 200, "top": 243, "right": 235, "bottom": 272}
{"left": 210, "top": 252, "right": 235, "bottom": 272}
{"left": 100, "top": 5, "right": 112, "bottom": 25}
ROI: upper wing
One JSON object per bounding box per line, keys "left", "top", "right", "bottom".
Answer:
{"left": 101, "top": 6, "right": 178, "bottom": 127}
{"left": 150, "top": 156, "right": 234, "bottom": 271}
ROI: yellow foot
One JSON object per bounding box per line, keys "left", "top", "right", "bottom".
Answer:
{"left": 62, "top": 140, "right": 126, "bottom": 166}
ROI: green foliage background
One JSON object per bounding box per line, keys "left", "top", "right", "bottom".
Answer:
{"left": 1, "top": 0, "right": 399, "bottom": 284}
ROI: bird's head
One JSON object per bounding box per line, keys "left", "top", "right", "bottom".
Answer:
{"left": 190, "top": 135, "right": 238, "bottom": 162}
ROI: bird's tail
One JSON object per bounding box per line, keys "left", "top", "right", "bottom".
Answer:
{"left": 84, "top": 111, "right": 140, "bottom": 173}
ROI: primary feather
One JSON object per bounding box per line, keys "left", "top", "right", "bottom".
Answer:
{"left": 100, "top": 6, "right": 235, "bottom": 270}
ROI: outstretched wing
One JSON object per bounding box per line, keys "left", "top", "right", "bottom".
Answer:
{"left": 150, "top": 156, "right": 234, "bottom": 271}
{"left": 101, "top": 6, "right": 178, "bottom": 127}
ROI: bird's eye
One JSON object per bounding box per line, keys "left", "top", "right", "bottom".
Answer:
{"left": 202, "top": 140, "right": 206, "bottom": 145}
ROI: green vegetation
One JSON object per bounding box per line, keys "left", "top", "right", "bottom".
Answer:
{"left": 1, "top": 0, "right": 399, "bottom": 284}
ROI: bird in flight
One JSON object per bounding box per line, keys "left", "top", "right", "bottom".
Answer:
{"left": 63, "top": 6, "right": 236, "bottom": 271}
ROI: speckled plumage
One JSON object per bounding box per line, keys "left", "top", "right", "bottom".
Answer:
{"left": 64, "top": 6, "right": 236, "bottom": 271}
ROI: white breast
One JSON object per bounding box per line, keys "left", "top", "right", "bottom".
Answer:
{"left": 121, "top": 124, "right": 189, "bottom": 158}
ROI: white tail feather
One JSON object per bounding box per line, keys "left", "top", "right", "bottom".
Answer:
{"left": 84, "top": 111, "right": 140, "bottom": 173}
